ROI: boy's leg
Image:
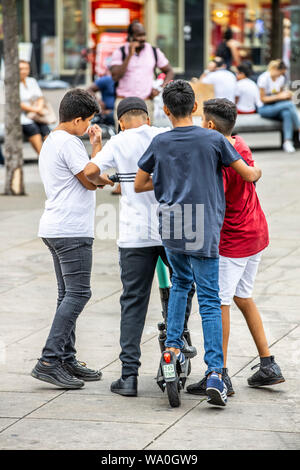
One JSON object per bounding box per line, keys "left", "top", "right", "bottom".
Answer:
{"left": 221, "top": 305, "right": 231, "bottom": 367}
{"left": 191, "top": 256, "right": 229, "bottom": 406}
{"left": 233, "top": 297, "right": 270, "bottom": 357}
{"left": 118, "top": 246, "right": 160, "bottom": 378}
{"left": 40, "top": 237, "right": 93, "bottom": 363}
{"left": 233, "top": 252, "right": 285, "bottom": 386}
{"left": 190, "top": 256, "right": 223, "bottom": 376}
{"left": 44, "top": 240, "right": 78, "bottom": 363}
{"left": 234, "top": 251, "right": 270, "bottom": 357}
{"left": 164, "top": 249, "right": 194, "bottom": 353}
{"left": 219, "top": 255, "right": 249, "bottom": 367}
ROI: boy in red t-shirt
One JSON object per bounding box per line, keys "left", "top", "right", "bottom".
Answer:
{"left": 187, "top": 98, "right": 285, "bottom": 396}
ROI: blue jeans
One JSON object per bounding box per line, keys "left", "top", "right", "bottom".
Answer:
{"left": 258, "top": 101, "right": 300, "bottom": 141}
{"left": 165, "top": 249, "right": 223, "bottom": 376}
{"left": 41, "top": 237, "right": 93, "bottom": 363}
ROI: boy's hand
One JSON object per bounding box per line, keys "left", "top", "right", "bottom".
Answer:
{"left": 98, "top": 173, "right": 115, "bottom": 187}
{"left": 88, "top": 124, "right": 102, "bottom": 145}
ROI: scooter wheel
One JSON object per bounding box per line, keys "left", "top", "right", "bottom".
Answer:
{"left": 166, "top": 381, "right": 181, "bottom": 408}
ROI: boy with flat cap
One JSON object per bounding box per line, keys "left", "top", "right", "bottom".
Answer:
{"left": 84, "top": 97, "right": 170, "bottom": 396}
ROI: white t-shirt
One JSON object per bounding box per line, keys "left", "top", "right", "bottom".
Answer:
{"left": 92, "top": 124, "right": 170, "bottom": 248}
{"left": 202, "top": 69, "right": 237, "bottom": 103}
{"left": 20, "top": 77, "right": 43, "bottom": 125}
{"left": 235, "top": 78, "right": 262, "bottom": 112}
{"left": 38, "top": 130, "right": 96, "bottom": 238}
{"left": 257, "top": 71, "right": 285, "bottom": 96}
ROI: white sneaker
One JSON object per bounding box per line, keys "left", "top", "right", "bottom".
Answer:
{"left": 283, "top": 141, "right": 296, "bottom": 153}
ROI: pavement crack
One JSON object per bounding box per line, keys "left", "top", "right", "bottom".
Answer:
{"left": 142, "top": 399, "right": 205, "bottom": 450}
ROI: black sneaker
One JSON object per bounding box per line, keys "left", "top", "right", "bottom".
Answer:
{"left": 186, "top": 376, "right": 207, "bottom": 395}
{"left": 111, "top": 376, "right": 137, "bottom": 397}
{"left": 31, "top": 359, "right": 84, "bottom": 389}
{"left": 181, "top": 343, "right": 197, "bottom": 359}
{"left": 248, "top": 356, "right": 285, "bottom": 387}
{"left": 186, "top": 369, "right": 235, "bottom": 396}
{"left": 64, "top": 360, "right": 102, "bottom": 382}
{"left": 222, "top": 368, "right": 235, "bottom": 396}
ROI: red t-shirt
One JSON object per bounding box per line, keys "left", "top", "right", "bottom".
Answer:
{"left": 219, "top": 135, "right": 269, "bottom": 258}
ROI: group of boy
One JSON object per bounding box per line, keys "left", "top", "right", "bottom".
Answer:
{"left": 31, "top": 80, "right": 284, "bottom": 408}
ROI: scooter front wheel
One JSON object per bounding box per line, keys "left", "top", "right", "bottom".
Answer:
{"left": 166, "top": 380, "right": 181, "bottom": 408}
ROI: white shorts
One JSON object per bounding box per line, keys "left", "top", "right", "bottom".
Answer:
{"left": 219, "top": 251, "right": 263, "bottom": 305}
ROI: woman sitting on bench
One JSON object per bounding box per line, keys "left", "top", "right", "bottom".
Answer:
{"left": 258, "top": 59, "right": 300, "bottom": 154}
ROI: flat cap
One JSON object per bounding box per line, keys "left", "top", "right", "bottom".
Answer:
{"left": 117, "top": 97, "right": 148, "bottom": 120}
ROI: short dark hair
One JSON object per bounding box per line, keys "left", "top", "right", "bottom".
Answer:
{"left": 120, "top": 109, "right": 148, "bottom": 121}
{"left": 59, "top": 88, "right": 100, "bottom": 122}
{"left": 162, "top": 80, "right": 195, "bottom": 118}
{"left": 237, "top": 63, "right": 252, "bottom": 77}
{"left": 224, "top": 27, "right": 233, "bottom": 41}
{"left": 203, "top": 98, "right": 237, "bottom": 136}
{"left": 213, "top": 56, "right": 225, "bottom": 68}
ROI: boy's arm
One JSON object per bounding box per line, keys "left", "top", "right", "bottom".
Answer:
{"left": 134, "top": 169, "right": 154, "bottom": 192}
{"left": 84, "top": 162, "right": 114, "bottom": 187}
{"left": 75, "top": 171, "right": 98, "bottom": 190}
{"left": 230, "top": 159, "right": 262, "bottom": 182}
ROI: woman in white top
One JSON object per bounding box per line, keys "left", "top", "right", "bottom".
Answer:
{"left": 235, "top": 63, "right": 262, "bottom": 114}
{"left": 258, "top": 59, "right": 300, "bottom": 153}
{"left": 19, "top": 60, "right": 50, "bottom": 155}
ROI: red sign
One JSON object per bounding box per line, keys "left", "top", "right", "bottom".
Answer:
{"left": 95, "top": 32, "right": 127, "bottom": 76}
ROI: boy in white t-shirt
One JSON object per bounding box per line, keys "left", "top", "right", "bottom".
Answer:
{"left": 31, "top": 89, "right": 113, "bottom": 390}
{"left": 84, "top": 97, "right": 196, "bottom": 397}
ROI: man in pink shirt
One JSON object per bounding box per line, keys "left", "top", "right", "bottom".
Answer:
{"left": 110, "top": 21, "right": 174, "bottom": 126}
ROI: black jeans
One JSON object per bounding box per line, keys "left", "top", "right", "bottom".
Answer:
{"left": 41, "top": 237, "right": 93, "bottom": 363}
{"left": 119, "top": 246, "right": 168, "bottom": 377}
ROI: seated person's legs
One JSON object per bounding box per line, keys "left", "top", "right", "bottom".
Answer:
{"left": 22, "top": 123, "right": 43, "bottom": 155}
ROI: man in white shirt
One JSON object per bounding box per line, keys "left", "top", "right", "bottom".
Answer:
{"left": 235, "top": 63, "right": 262, "bottom": 113}
{"left": 201, "top": 57, "right": 237, "bottom": 103}
{"left": 84, "top": 97, "right": 170, "bottom": 397}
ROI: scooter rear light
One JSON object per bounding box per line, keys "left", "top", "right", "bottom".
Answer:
{"left": 163, "top": 352, "right": 171, "bottom": 363}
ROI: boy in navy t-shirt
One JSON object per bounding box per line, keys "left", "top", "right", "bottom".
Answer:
{"left": 135, "top": 80, "right": 262, "bottom": 406}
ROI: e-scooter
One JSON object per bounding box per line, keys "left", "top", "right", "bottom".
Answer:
{"left": 156, "top": 257, "right": 197, "bottom": 407}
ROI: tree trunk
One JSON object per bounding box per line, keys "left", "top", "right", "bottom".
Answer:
{"left": 270, "top": 0, "right": 283, "bottom": 60}
{"left": 2, "top": 0, "right": 25, "bottom": 195}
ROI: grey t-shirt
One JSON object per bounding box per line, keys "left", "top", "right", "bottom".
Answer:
{"left": 138, "top": 126, "right": 241, "bottom": 258}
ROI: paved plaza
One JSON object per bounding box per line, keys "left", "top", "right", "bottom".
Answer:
{"left": 0, "top": 143, "right": 299, "bottom": 450}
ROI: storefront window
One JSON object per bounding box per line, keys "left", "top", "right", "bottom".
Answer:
{"left": 210, "top": 1, "right": 291, "bottom": 68}
{"left": 61, "top": 0, "right": 87, "bottom": 70}
{"left": 156, "top": 0, "right": 180, "bottom": 68}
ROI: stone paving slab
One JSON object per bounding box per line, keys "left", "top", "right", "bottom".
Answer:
{"left": 0, "top": 418, "right": 166, "bottom": 450}
{"left": 0, "top": 147, "right": 300, "bottom": 450}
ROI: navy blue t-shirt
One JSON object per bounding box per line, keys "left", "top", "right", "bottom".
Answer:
{"left": 138, "top": 126, "right": 241, "bottom": 258}
{"left": 95, "top": 76, "right": 115, "bottom": 110}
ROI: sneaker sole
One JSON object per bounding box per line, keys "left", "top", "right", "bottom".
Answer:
{"left": 248, "top": 377, "right": 285, "bottom": 387}
{"left": 206, "top": 387, "right": 227, "bottom": 406}
{"left": 186, "top": 388, "right": 207, "bottom": 396}
{"left": 182, "top": 350, "right": 197, "bottom": 359}
{"left": 74, "top": 375, "right": 102, "bottom": 382}
{"left": 110, "top": 388, "right": 137, "bottom": 397}
{"left": 31, "top": 370, "right": 84, "bottom": 389}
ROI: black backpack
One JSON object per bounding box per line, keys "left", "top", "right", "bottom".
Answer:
{"left": 114, "top": 45, "right": 158, "bottom": 97}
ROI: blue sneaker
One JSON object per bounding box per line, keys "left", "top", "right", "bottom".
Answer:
{"left": 176, "top": 351, "right": 185, "bottom": 366}
{"left": 206, "top": 372, "right": 227, "bottom": 406}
